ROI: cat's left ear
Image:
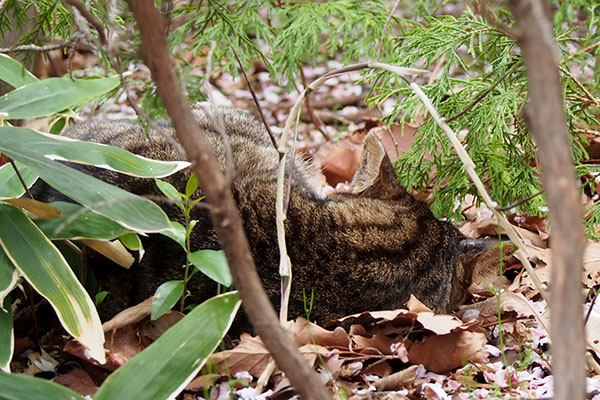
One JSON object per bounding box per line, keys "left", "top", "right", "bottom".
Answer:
{"left": 348, "top": 132, "right": 407, "bottom": 200}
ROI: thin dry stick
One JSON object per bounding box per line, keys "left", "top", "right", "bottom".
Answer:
{"left": 376, "top": 0, "right": 400, "bottom": 60}
{"left": 0, "top": 34, "right": 86, "bottom": 53}
{"left": 8, "top": 160, "right": 33, "bottom": 199}
{"left": 62, "top": 0, "right": 108, "bottom": 47}
{"left": 559, "top": 65, "right": 599, "bottom": 106}
{"left": 568, "top": 40, "right": 600, "bottom": 60}
{"left": 227, "top": 37, "right": 278, "bottom": 149}
{"left": 407, "top": 81, "right": 548, "bottom": 302}
{"left": 445, "top": 64, "right": 517, "bottom": 123}
{"left": 299, "top": 68, "right": 331, "bottom": 141}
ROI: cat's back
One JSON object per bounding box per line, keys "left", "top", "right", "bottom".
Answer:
{"left": 60, "top": 106, "right": 320, "bottom": 195}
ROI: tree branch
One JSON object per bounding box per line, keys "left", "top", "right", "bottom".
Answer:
{"left": 508, "top": 1, "right": 586, "bottom": 399}
{"left": 126, "top": 2, "right": 331, "bottom": 399}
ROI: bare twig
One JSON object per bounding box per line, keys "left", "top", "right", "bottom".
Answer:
{"left": 226, "top": 36, "right": 278, "bottom": 149}
{"left": 584, "top": 288, "right": 599, "bottom": 326}
{"left": 508, "top": 1, "right": 587, "bottom": 400}
{"left": 299, "top": 68, "right": 331, "bottom": 141}
{"left": 61, "top": 0, "right": 108, "bottom": 47}
{"left": 559, "top": 65, "right": 599, "bottom": 106}
{"left": 573, "top": 128, "right": 600, "bottom": 137}
{"left": 495, "top": 189, "right": 544, "bottom": 212}
{"left": 445, "top": 63, "right": 517, "bottom": 123}
{"left": 376, "top": 0, "right": 400, "bottom": 60}
{"left": 568, "top": 40, "right": 600, "bottom": 60}
{"left": 127, "top": 2, "right": 331, "bottom": 399}
{"left": 0, "top": 34, "right": 86, "bottom": 53}
{"left": 9, "top": 159, "right": 33, "bottom": 199}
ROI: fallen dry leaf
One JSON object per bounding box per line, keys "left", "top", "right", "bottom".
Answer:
{"left": 80, "top": 238, "right": 135, "bottom": 269}
{"left": 373, "top": 365, "right": 418, "bottom": 391}
{"left": 210, "top": 333, "right": 329, "bottom": 378}
{"left": 291, "top": 318, "right": 350, "bottom": 348}
{"left": 408, "top": 329, "right": 488, "bottom": 373}
{"left": 318, "top": 141, "right": 361, "bottom": 186}
{"left": 102, "top": 297, "right": 154, "bottom": 331}
{"left": 458, "top": 292, "right": 538, "bottom": 325}
{"left": 583, "top": 242, "right": 600, "bottom": 286}
{"left": 53, "top": 368, "right": 98, "bottom": 397}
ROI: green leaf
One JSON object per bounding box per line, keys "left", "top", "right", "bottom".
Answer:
{"left": 188, "top": 249, "right": 232, "bottom": 287}
{"left": 151, "top": 280, "right": 184, "bottom": 321}
{"left": 0, "top": 296, "right": 13, "bottom": 373}
{"left": 0, "top": 128, "right": 173, "bottom": 234}
{"left": 0, "top": 161, "right": 39, "bottom": 200}
{"left": 95, "top": 291, "right": 109, "bottom": 306}
{"left": 36, "top": 202, "right": 131, "bottom": 240}
{"left": 0, "top": 54, "right": 39, "bottom": 88}
{"left": 185, "top": 173, "right": 199, "bottom": 197}
{"left": 0, "top": 372, "right": 84, "bottom": 400}
{"left": 95, "top": 292, "right": 241, "bottom": 400}
{"left": 119, "top": 233, "right": 144, "bottom": 261}
{"left": 0, "top": 75, "right": 120, "bottom": 119}
{"left": 155, "top": 179, "right": 182, "bottom": 203}
{"left": 48, "top": 116, "right": 67, "bottom": 134}
{"left": 160, "top": 221, "right": 187, "bottom": 250}
{"left": 0, "top": 204, "right": 105, "bottom": 363}
{"left": 0, "top": 249, "right": 19, "bottom": 305}
{"left": 0, "top": 126, "right": 189, "bottom": 179}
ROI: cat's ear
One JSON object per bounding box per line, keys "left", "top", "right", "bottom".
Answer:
{"left": 348, "top": 131, "right": 407, "bottom": 200}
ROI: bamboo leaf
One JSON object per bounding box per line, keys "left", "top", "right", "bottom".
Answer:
{"left": 0, "top": 372, "right": 84, "bottom": 400}
{"left": 0, "top": 126, "right": 189, "bottom": 178}
{"left": 0, "top": 296, "right": 13, "bottom": 373}
{"left": 0, "top": 75, "right": 120, "bottom": 119}
{"left": 36, "top": 202, "right": 130, "bottom": 240}
{"left": 0, "top": 54, "right": 39, "bottom": 88}
{"left": 95, "top": 292, "right": 241, "bottom": 400}
{"left": 0, "top": 204, "right": 105, "bottom": 363}
{"left": 0, "top": 249, "right": 19, "bottom": 305}
{"left": 0, "top": 129, "right": 174, "bottom": 233}
{"left": 0, "top": 161, "right": 38, "bottom": 200}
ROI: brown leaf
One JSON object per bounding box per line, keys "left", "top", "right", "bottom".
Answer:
{"left": 53, "top": 369, "right": 98, "bottom": 397}
{"left": 184, "top": 373, "right": 220, "bottom": 392}
{"left": 458, "top": 292, "right": 538, "bottom": 324}
{"left": 102, "top": 297, "right": 153, "bottom": 332}
{"left": 139, "top": 311, "right": 184, "bottom": 342}
{"left": 350, "top": 331, "right": 403, "bottom": 355}
{"left": 405, "top": 295, "right": 433, "bottom": 313}
{"left": 291, "top": 318, "right": 350, "bottom": 348}
{"left": 80, "top": 238, "right": 135, "bottom": 269}
{"left": 583, "top": 242, "right": 600, "bottom": 287}
{"left": 372, "top": 365, "right": 418, "bottom": 391}
{"left": 319, "top": 142, "right": 361, "bottom": 186}
{"left": 210, "top": 333, "right": 327, "bottom": 378}
{"left": 469, "top": 243, "right": 518, "bottom": 297}
{"left": 5, "top": 198, "right": 62, "bottom": 219}
{"left": 408, "top": 329, "right": 488, "bottom": 373}
{"left": 209, "top": 334, "right": 271, "bottom": 377}
{"left": 373, "top": 123, "right": 422, "bottom": 163}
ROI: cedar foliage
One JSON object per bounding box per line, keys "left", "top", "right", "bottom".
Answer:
{"left": 1, "top": 0, "right": 598, "bottom": 235}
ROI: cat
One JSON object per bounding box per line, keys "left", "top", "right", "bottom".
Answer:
{"left": 33, "top": 106, "right": 491, "bottom": 333}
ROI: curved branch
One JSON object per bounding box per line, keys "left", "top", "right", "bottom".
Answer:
{"left": 126, "top": 1, "right": 331, "bottom": 399}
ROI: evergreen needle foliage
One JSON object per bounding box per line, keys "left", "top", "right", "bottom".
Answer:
{"left": 0, "top": 0, "right": 598, "bottom": 235}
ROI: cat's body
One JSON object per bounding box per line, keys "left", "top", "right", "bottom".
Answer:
{"left": 34, "top": 106, "right": 480, "bottom": 331}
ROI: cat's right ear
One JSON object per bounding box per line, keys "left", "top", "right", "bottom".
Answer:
{"left": 348, "top": 132, "right": 407, "bottom": 200}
